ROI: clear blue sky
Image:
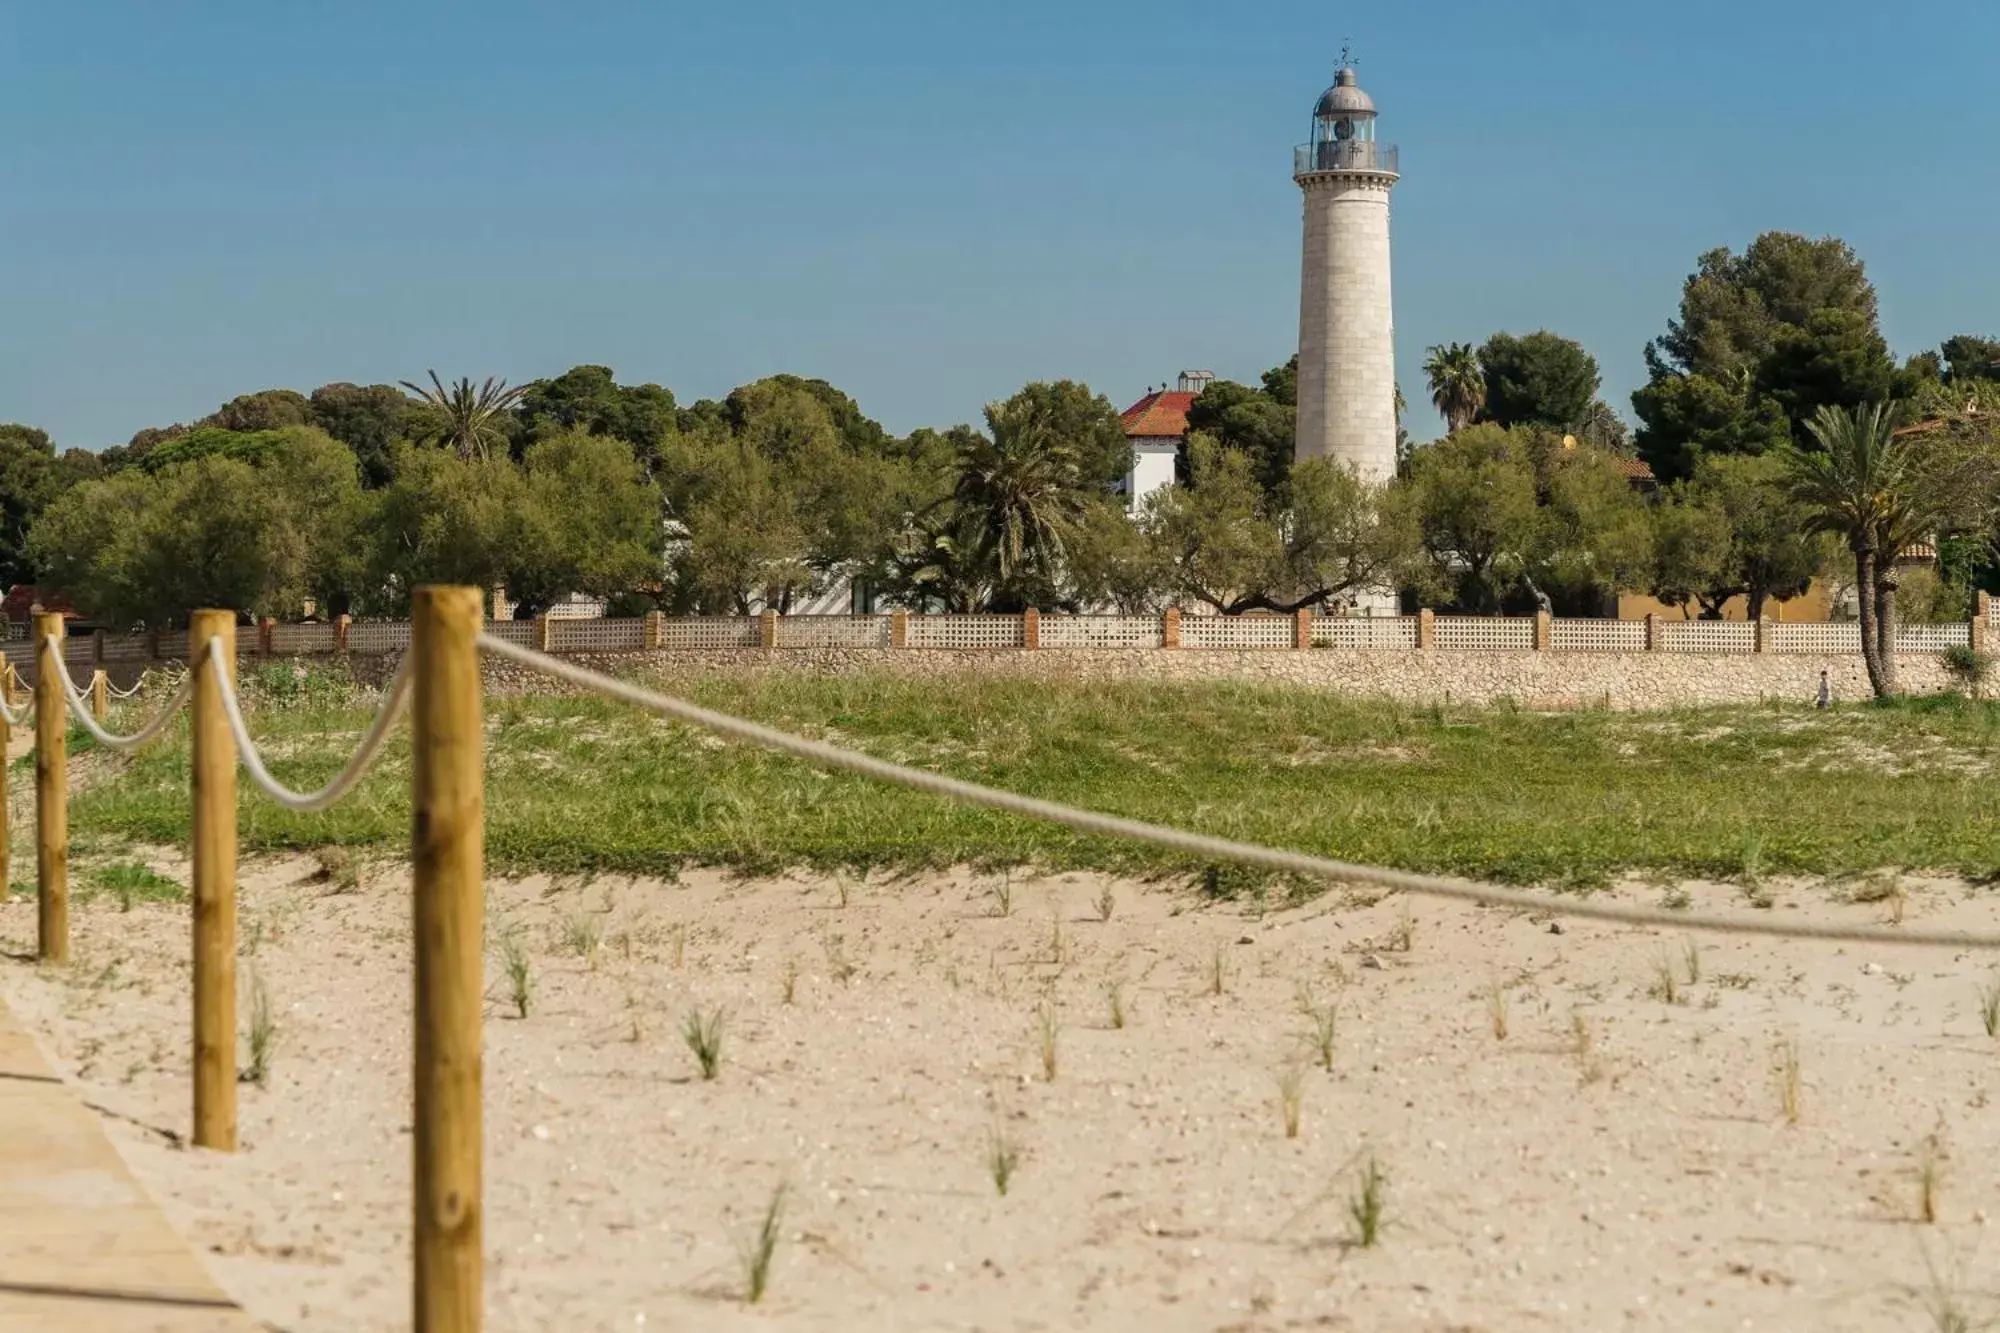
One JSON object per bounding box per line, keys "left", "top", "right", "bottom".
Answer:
{"left": 4, "top": 0, "right": 1996, "bottom": 448}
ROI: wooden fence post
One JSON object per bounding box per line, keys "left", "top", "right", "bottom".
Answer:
{"left": 90, "top": 669, "right": 108, "bottom": 723}
{"left": 1532, "top": 609, "right": 1551, "bottom": 651}
{"left": 93, "top": 629, "right": 107, "bottom": 665}
{"left": 643, "top": 610, "right": 664, "bottom": 650}
{"left": 0, "top": 669, "right": 11, "bottom": 902}
{"left": 189, "top": 609, "right": 238, "bottom": 1152}
{"left": 760, "top": 608, "right": 779, "bottom": 651}
{"left": 1417, "top": 607, "right": 1436, "bottom": 649}
{"left": 1293, "top": 607, "right": 1312, "bottom": 650}
{"left": 34, "top": 612, "right": 66, "bottom": 964}
{"left": 1022, "top": 607, "right": 1040, "bottom": 650}
{"left": 411, "top": 586, "right": 485, "bottom": 1333}
{"left": 890, "top": 609, "right": 909, "bottom": 649}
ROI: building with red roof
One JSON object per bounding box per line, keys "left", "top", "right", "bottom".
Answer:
{"left": 1119, "top": 371, "right": 1212, "bottom": 511}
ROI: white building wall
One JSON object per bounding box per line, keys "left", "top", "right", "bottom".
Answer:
{"left": 1127, "top": 439, "right": 1179, "bottom": 513}
{"left": 1295, "top": 173, "right": 1397, "bottom": 483}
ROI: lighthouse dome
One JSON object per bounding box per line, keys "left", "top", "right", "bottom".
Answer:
{"left": 1314, "top": 67, "right": 1375, "bottom": 118}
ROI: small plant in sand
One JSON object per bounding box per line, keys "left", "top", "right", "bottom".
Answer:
{"left": 1208, "top": 946, "right": 1229, "bottom": 997}
{"left": 1035, "top": 1000, "right": 1060, "bottom": 1082}
{"left": 1296, "top": 986, "right": 1337, "bottom": 1071}
{"left": 987, "top": 1122, "right": 1020, "bottom": 1196}
{"left": 242, "top": 972, "right": 277, "bottom": 1087}
{"left": 991, "top": 870, "right": 1015, "bottom": 918}
{"left": 833, "top": 872, "right": 852, "bottom": 909}
{"left": 1977, "top": 975, "right": 2000, "bottom": 1039}
{"left": 1046, "top": 915, "right": 1065, "bottom": 966}
{"left": 1651, "top": 951, "right": 1681, "bottom": 1005}
{"left": 669, "top": 923, "right": 687, "bottom": 969}
{"left": 1105, "top": 979, "right": 1127, "bottom": 1030}
{"left": 1388, "top": 902, "right": 1416, "bottom": 953}
{"left": 1276, "top": 1063, "right": 1305, "bottom": 1139}
{"left": 312, "top": 845, "right": 359, "bottom": 894}
{"left": 500, "top": 935, "right": 532, "bottom": 1019}
{"left": 683, "top": 1006, "right": 726, "bottom": 1080}
{"left": 1916, "top": 1122, "right": 1947, "bottom": 1225}
{"left": 1094, "top": 885, "right": 1116, "bottom": 922}
{"left": 738, "top": 1182, "right": 786, "bottom": 1304}
{"left": 1774, "top": 1034, "right": 1802, "bottom": 1125}
{"left": 1570, "top": 1010, "right": 1603, "bottom": 1083}
{"left": 562, "top": 911, "right": 602, "bottom": 967}
{"left": 1347, "top": 1154, "right": 1386, "bottom": 1248}
{"left": 781, "top": 958, "right": 799, "bottom": 1005}
{"left": 1681, "top": 937, "right": 1701, "bottom": 985}
{"left": 1917, "top": 1242, "right": 1995, "bottom": 1333}
{"left": 1484, "top": 979, "right": 1509, "bottom": 1040}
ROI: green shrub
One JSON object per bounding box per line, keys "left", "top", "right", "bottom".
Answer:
{"left": 1940, "top": 645, "right": 1993, "bottom": 694}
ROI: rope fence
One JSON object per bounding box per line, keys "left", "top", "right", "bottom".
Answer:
{"left": 8, "top": 586, "right": 1999, "bottom": 1333}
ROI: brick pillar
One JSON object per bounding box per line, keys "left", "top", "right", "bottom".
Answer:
{"left": 490, "top": 585, "right": 510, "bottom": 621}
{"left": 644, "top": 610, "right": 664, "bottom": 650}
{"left": 535, "top": 614, "right": 554, "bottom": 652}
{"left": 1980, "top": 590, "right": 1994, "bottom": 626}
{"left": 334, "top": 614, "right": 351, "bottom": 652}
{"left": 258, "top": 617, "right": 276, "bottom": 655}
{"left": 1022, "top": 606, "right": 1040, "bottom": 650}
{"left": 1293, "top": 607, "right": 1312, "bottom": 650}
{"left": 1532, "top": 609, "right": 1551, "bottom": 651}
{"left": 1162, "top": 606, "right": 1181, "bottom": 649}
{"left": 1643, "top": 612, "right": 1661, "bottom": 652}
{"left": 1417, "top": 607, "right": 1435, "bottom": 649}
{"left": 890, "top": 609, "right": 909, "bottom": 649}
{"left": 760, "top": 607, "right": 779, "bottom": 650}
{"left": 1972, "top": 614, "right": 1987, "bottom": 653}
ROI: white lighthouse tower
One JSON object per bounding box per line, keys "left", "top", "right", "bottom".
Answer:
{"left": 1294, "top": 61, "right": 1399, "bottom": 483}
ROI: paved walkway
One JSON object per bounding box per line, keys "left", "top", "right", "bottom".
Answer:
{"left": 0, "top": 996, "right": 260, "bottom": 1332}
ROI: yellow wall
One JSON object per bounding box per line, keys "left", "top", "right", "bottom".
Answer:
{"left": 1618, "top": 580, "right": 1835, "bottom": 623}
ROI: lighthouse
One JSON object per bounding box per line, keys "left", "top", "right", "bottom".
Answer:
{"left": 1294, "top": 62, "right": 1399, "bottom": 483}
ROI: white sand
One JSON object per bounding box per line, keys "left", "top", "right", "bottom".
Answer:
{"left": 3, "top": 860, "right": 1998, "bottom": 1331}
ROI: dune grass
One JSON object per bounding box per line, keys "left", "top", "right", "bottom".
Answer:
{"left": 62, "top": 668, "right": 2000, "bottom": 891}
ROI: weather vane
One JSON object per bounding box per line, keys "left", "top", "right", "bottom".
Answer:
{"left": 1339, "top": 39, "right": 1356, "bottom": 70}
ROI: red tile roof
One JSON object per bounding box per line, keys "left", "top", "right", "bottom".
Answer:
{"left": 0, "top": 586, "right": 78, "bottom": 623}
{"left": 1122, "top": 390, "right": 1197, "bottom": 439}
{"left": 1611, "top": 455, "right": 1655, "bottom": 481}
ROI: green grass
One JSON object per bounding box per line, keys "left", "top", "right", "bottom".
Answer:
{"left": 59, "top": 670, "right": 2000, "bottom": 890}
{"left": 89, "top": 861, "right": 184, "bottom": 909}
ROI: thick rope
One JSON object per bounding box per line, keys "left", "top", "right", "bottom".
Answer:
{"left": 45, "top": 639, "right": 193, "bottom": 752}
{"left": 0, "top": 687, "right": 29, "bottom": 730}
{"left": 105, "top": 673, "right": 155, "bottom": 699}
{"left": 478, "top": 632, "right": 2000, "bottom": 951}
{"left": 209, "top": 636, "right": 410, "bottom": 811}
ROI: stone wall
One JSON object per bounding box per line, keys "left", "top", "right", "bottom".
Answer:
{"left": 464, "top": 646, "right": 1951, "bottom": 710}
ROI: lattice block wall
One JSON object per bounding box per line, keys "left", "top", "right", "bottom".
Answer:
{"left": 1550, "top": 619, "right": 1645, "bottom": 653}
{"left": 1311, "top": 616, "right": 1419, "bottom": 649}
{"left": 1765, "top": 623, "right": 1861, "bottom": 654}
{"left": 1433, "top": 617, "right": 1534, "bottom": 651}
{"left": 1893, "top": 623, "right": 1971, "bottom": 652}
{"left": 347, "top": 622, "right": 413, "bottom": 655}
{"left": 777, "top": 615, "right": 893, "bottom": 649}
{"left": 1179, "top": 616, "right": 1297, "bottom": 649}
{"left": 657, "top": 618, "right": 762, "bottom": 650}
{"left": 550, "top": 618, "right": 647, "bottom": 652}
{"left": 483, "top": 620, "right": 539, "bottom": 647}
{"left": 1038, "top": 616, "right": 1165, "bottom": 649}
{"left": 270, "top": 623, "right": 338, "bottom": 655}
{"left": 1658, "top": 621, "right": 1755, "bottom": 654}
{"left": 904, "top": 615, "right": 1026, "bottom": 649}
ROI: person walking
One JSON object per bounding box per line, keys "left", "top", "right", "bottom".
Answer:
{"left": 1816, "top": 669, "right": 1832, "bottom": 710}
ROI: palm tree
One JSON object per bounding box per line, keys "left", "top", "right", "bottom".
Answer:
{"left": 1423, "top": 343, "right": 1484, "bottom": 435}
{"left": 952, "top": 421, "right": 1087, "bottom": 608}
{"left": 1783, "top": 402, "right": 1909, "bottom": 697}
{"left": 399, "top": 371, "right": 529, "bottom": 461}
